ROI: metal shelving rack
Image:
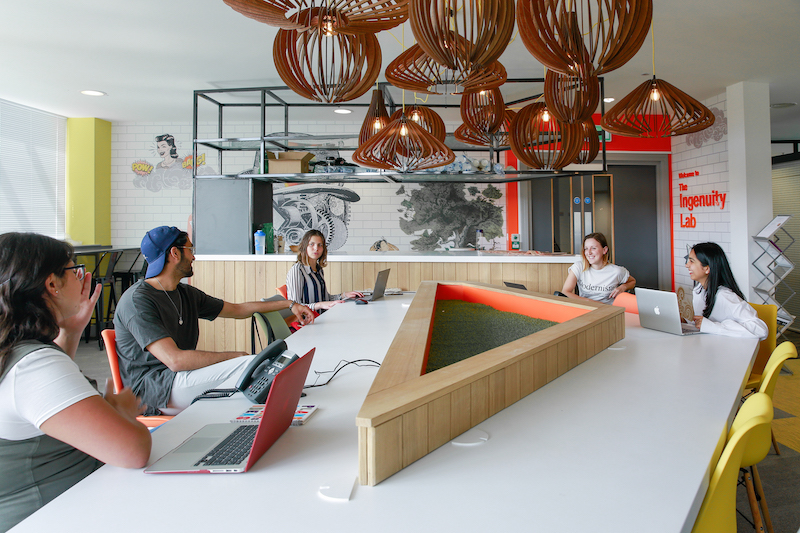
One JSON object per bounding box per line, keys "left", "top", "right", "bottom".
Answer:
{"left": 752, "top": 215, "right": 796, "bottom": 337}
{"left": 191, "top": 78, "right": 608, "bottom": 185}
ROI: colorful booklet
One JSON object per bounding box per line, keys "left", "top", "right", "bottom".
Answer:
{"left": 232, "top": 404, "right": 318, "bottom": 426}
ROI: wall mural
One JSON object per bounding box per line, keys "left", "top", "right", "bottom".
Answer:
{"left": 397, "top": 183, "right": 504, "bottom": 251}
{"left": 273, "top": 184, "right": 360, "bottom": 251}
{"left": 685, "top": 107, "right": 728, "bottom": 149}
{"left": 131, "top": 133, "right": 215, "bottom": 192}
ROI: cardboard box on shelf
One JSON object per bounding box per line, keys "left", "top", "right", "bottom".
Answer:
{"left": 269, "top": 151, "right": 314, "bottom": 174}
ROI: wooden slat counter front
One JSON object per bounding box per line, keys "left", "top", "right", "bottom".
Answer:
{"left": 191, "top": 251, "right": 579, "bottom": 352}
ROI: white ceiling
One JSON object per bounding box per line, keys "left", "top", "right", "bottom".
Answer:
{"left": 3, "top": 0, "right": 800, "bottom": 142}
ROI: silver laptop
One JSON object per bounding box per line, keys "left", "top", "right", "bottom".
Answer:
{"left": 350, "top": 269, "right": 390, "bottom": 302}
{"left": 635, "top": 288, "right": 700, "bottom": 336}
{"left": 144, "top": 348, "right": 314, "bottom": 474}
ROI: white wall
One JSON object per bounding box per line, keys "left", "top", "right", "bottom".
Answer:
{"left": 671, "top": 93, "right": 730, "bottom": 294}
{"left": 110, "top": 120, "right": 506, "bottom": 253}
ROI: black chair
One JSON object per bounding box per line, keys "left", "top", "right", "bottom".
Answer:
{"left": 85, "top": 251, "right": 122, "bottom": 349}
{"left": 113, "top": 253, "right": 147, "bottom": 293}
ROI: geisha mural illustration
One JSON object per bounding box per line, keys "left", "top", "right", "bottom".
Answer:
{"left": 273, "top": 184, "right": 360, "bottom": 251}
{"left": 131, "top": 133, "right": 216, "bottom": 192}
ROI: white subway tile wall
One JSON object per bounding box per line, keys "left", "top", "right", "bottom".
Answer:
{"left": 111, "top": 120, "right": 508, "bottom": 254}
{"left": 671, "top": 92, "right": 729, "bottom": 294}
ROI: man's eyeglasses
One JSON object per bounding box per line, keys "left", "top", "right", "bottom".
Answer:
{"left": 64, "top": 264, "right": 86, "bottom": 281}
{"left": 178, "top": 246, "right": 195, "bottom": 255}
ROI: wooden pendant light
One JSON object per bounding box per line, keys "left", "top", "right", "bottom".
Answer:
{"left": 600, "top": 77, "right": 716, "bottom": 138}
{"left": 544, "top": 70, "right": 600, "bottom": 124}
{"left": 385, "top": 43, "right": 507, "bottom": 95}
{"left": 359, "top": 89, "right": 391, "bottom": 145}
{"left": 517, "top": 0, "right": 652, "bottom": 77}
{"left": 573, "top": 118, "right": 600, "bottom": 164}
{"left": 353, "top": 114, "right": 455, "bottom": 172}
{"left": 409, "top": 0, "right": 515, "bottom": 70}
{"left": 390, "top": 105, "right": 447, "bottom": 142}
{"left": 223, "top": 0, "right": 409, "bottom": 34}
{"left": 509, "top": 102, "right": 582, "bottom": 170}
{"left": 454, "top": 109, "right": 516, "bottom": 147}
{"left": 273, "top": 11, "right": 381, "bottom": 103}
{"left": 460, "top": 88, "right": 505, "bottom": 135}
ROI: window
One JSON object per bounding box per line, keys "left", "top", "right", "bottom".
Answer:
{"left": 0, "top": 99, "right": 66, "bottom": 237}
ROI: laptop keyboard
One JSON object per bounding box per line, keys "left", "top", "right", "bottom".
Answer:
{"left": 194, "top": 425, "right": 257, "bottom": 466}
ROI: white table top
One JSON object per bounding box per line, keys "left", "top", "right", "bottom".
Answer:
{"left": 195, "top": 251, "right": 580, "bottom": 264}
{"left": 12, "top": 294, "right": 757, "bottom": 533}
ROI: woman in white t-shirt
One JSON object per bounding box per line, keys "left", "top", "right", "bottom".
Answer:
{"left": 686, "top": 242, "right": 767, "bottom": 339}
{"left": 561, "top": 233, "right": 636, "bottom": 305}
{"left": 0, "top": 233, "right": 152, "bottom": 532}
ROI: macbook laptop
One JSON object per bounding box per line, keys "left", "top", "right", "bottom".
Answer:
{"left": 144, "top": 348, "right": 315, "bottom": 474}
{"left": 635, "top": 287, "right": 700, "bottom": 336}
{"left": 350, "top": 269, "right": 390, "bottom": 302}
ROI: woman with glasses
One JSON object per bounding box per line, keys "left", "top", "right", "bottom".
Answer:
{"left": 0, "top": 233, "right": 151, "bottom": 532}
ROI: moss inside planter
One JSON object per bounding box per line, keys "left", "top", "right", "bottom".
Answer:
{"left": 425, "top": 299, "right": 557, "bottom": 373}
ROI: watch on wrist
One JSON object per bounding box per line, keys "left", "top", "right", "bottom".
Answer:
{"left": 288, "top": 300, "right": 295, "bottom": 311}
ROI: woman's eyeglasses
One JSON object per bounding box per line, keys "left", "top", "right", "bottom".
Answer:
{"left": 64, "top": 264, "right": 86, "bottom": 281}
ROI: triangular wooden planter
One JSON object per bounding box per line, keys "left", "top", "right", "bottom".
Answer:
{"left": 357, "top": 281, "right": 625, "bottom": 485}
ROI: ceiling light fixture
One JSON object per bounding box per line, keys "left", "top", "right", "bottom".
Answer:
{"left": 771, "top": 102, "right": 797, "bottom": 109}
{"left": 80, "top": 90, "right": 107, "bottom": 97}
{"left": 603, "top": 97, "right": 615, "bottom": 103}
{"left": 334, "top": 107, "right": 352, "bottom": 114}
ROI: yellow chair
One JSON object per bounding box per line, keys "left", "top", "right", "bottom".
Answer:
{"left": 692, "top": 399, "right": 772, "bottom": 533}
{"left": 758, "top": 341, "right": 797, "bottom": 455}
{"left": 100, "top": 329, "right": 173, "bottom": 429}
{"left": 728, "top": 393, "right": 775, "bottom": 533}
{"left": 745, "top": 304, "right": 778, "bottom": 390}
{"left": 612, "top": 292, "right": 638, "bottom": 314}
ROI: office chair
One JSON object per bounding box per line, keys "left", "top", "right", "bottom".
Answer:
{"left": 612, "top": 292, "right": 638, "bottom": 314}
{"left": 758, "top": 342, "right": 797, "bottom": 455}
{"left": 728, "top": 393, "right": 775, "bottom": 533}
{"left": 744, "top": 304, "right": 778, "bottom": 390}
{"left": 276, "top": 285, "right": 288, "bottom": 299}
{"left": 251, "top": 311, "right": 292, "bottom": 353}
{"left": 100, "top": 329, "right": 173, "bottom": 429}
{"left": 692, "top": 399, "right": 771, "bottom": 533}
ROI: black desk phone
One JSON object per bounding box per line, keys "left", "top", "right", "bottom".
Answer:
{"left": 235, "top": 339, "right": 299, "bottom": 403}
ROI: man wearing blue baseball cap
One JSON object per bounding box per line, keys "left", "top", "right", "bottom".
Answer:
{"left": 113, "top": 226, "right": 314, "bottom": 415}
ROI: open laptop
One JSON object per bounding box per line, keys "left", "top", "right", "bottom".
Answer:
{"left": 144, "top": 348, "right": 315, "bottom": 474}
{"left": 350, "top": 268, "right": 390, "bottom": 302}
{"left": 635, "top": 287, "right": 700, "bottom": 336}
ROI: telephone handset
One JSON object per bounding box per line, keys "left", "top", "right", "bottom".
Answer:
{"left": 235, "top": 339, "right": 300, "bottom": 403}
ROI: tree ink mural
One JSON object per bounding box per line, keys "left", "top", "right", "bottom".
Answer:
{"left": 397, "top": 183, "right": 504, "bottom": 251}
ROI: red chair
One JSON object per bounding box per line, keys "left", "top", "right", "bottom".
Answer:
{"left": 612, "top": 292, "right": 638, "bottom": 314}
{"left": 101, "top": 329, "right": 173, "bottom": 428}
{"left": 276, "top": 284, "right": 288, "bottom": 298}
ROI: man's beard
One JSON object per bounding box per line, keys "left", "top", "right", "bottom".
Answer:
{"left": 177, "top": 256, "right": 194, "bottom": 279}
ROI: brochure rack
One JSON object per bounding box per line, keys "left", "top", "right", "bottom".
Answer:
{"left": 752, "top": 215, "right": 795, "bottom": 336}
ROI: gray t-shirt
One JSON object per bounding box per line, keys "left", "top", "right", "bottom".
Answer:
{"left": 113, "top": 280, "right": 224, "bottom": 415}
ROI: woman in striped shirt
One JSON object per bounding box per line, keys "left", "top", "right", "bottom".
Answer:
{"left": 286, "top": 230, "right": 363, "bottom": 313}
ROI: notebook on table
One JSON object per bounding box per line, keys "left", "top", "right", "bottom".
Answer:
{"left": 635, "top": 288, "right": 700, "bottom": 336}
{"left": 349, "top": 269, "right": 390, "bottom": 302}
{"left": 144, "top": 348, "right": 315, "bottom": 474}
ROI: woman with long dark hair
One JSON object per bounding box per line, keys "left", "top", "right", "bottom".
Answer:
{"left": 0, "top": 233, "right": 151, "bottom": 532}
{"left": 286, "top": 229, "right": 362, "bottom": 312}
{"left": 686, "top": 242, "right": 767, "bottom": 338}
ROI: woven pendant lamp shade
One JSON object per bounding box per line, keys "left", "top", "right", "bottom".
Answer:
{"left": 517, "top": 0, "right": 652, "bottom": 77}
{"left": 544, "top": 70, "right": 600, "bottom": 124}
{"left": 460, "top": 88, "right": 505, "bottom": 135}
{"left": 223, "top": 0, "right": 408, "bottom": 34}
{"left": 223, "top": 0, "right": 305, "bottom": 29}
{"left": 573, "top": 118, "right": 600, "bottom": 164}
{"left": 454, "top": 109, "right": 516, "bottom": 147}
{"left": 385, "top": 43, "right": 507, "bottom": 95}
{"left": 409, "top": 0, "right": 515, "bottom": 71}
{"left": 359, "top": 89, "right": 392, "bottom": 145}
{"left": 273, "top": 13, "right": 381, "bottom": 102}
{"left": 353, "top": 114, "right": 455, "bottom": 172}
{"left": 509, "top": 102, "right": 582, "bottom": 170}
{"left": 390, "top": 105, "right": 447, "bottom": 142}
{"left": 600, "top": 77, "right": 716, "bottom": 137}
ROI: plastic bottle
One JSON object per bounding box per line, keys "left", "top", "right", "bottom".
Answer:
{"left": 254, "top": 229, "right": 266, "bottom": 254}
{"left": 475, "top": 229, "right": 483, "bottom": 250}
{"left": 264, "top": 223, "right": 274, "bottom": 253}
